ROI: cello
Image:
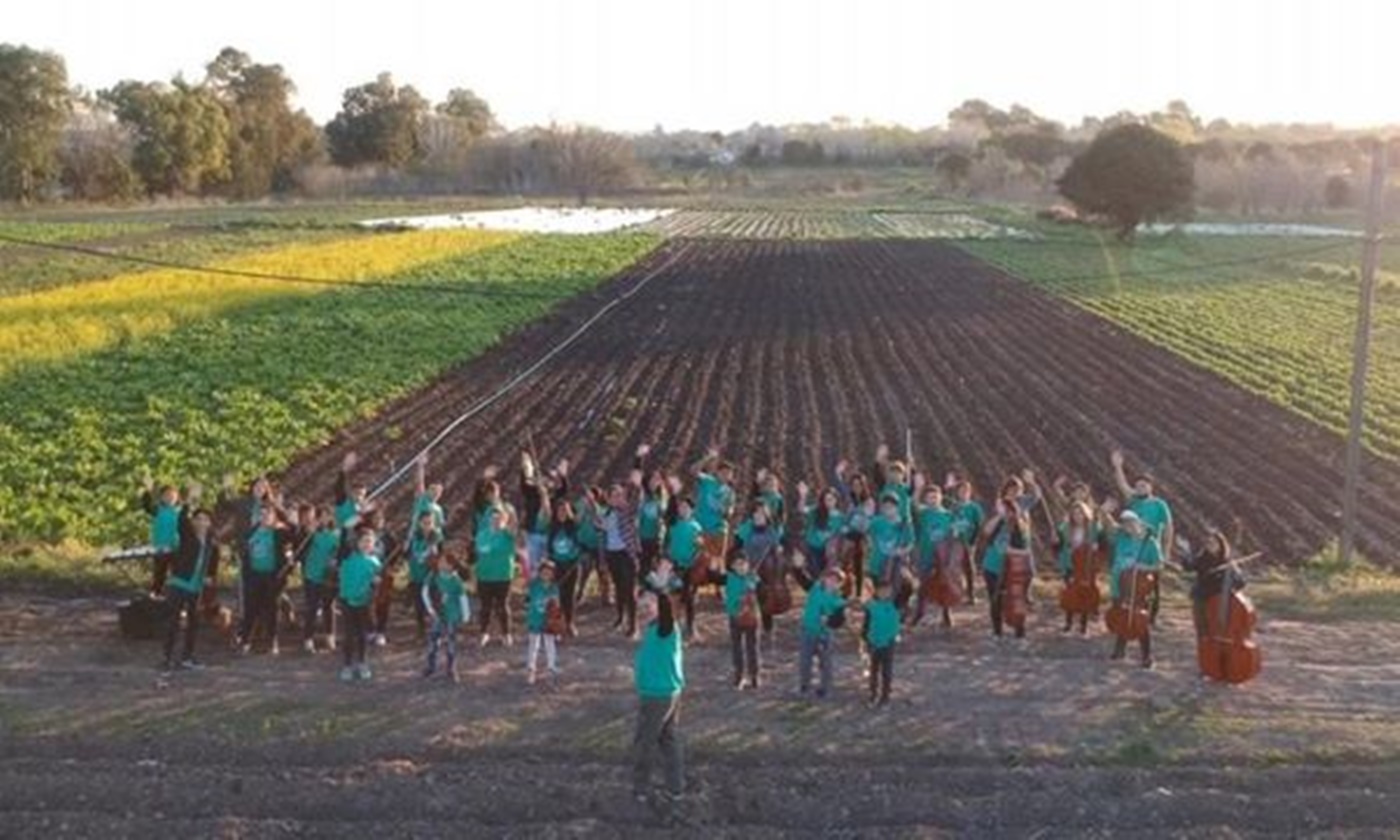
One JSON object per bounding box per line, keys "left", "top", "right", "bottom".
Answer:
{"left": 923, "top": 538, "right": 966, "bottom": 609}
{"left": 1105, "top": 565, "right": 1155, "bottom": 641}
{"left": 1001, "top": 547, "right": 1034, "bottom": 634}
{"left": 1058, "top": 542, "right": 1101, "bottom": 617}
{"left": 1196, "top": 552, "right": 1263, "bottom": 685}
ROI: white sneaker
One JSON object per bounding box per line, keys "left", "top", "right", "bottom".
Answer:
{"left": 339, "top": 667, "right": 355, "bottom": 682}
{"left": 269, "top": 641, "right": 280, "bottom": 657}
{"left": 357, "top": 664, "right": 373, "bottom": 680}
{"left": 373, "top": 633, "right": 387, "bottom": 648}
{"left": 479, "top": 634, "right": 492, "bottom": 648}
{"left": 302, "top": 639, "right": 316, "bottom": 654}
{"left": 504, "top": 634, "right": 515, "bottom": 647}
{"left": 325, "top": 636, "right": 336, "bottom": 652}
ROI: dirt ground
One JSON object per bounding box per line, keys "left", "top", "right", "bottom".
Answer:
{"left": 2, "top": 582, "right": 1399, "bottom": 837}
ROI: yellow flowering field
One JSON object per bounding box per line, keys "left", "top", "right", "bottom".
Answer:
{"left": 0, "top": 229, "right": 516, "bottom": 375}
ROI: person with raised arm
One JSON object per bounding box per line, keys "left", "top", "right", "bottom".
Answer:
{"left": 159, "top": 483, "right": 215, "bottom": 672}
{"left": 1111, "top": 449, "right": 1174, "bottom": 623}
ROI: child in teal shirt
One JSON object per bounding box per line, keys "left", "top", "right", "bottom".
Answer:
{"left": 720, "top": 555, "right": 761, "bottom": 689}
{"left": 526, "top": 562, "right": 562, "bottom": 685}
{"left": 421, "top": 550, "right": 469, "bottom": 683}
{"left": 338, "top": 527, "right": 382, "bottom": 681}
{"left": 863, "top": 583, "right": 901, "bottom": 707}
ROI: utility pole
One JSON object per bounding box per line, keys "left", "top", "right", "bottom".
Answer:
{"left": 1340, "top": 140, "right": 1388, "bottom": 565}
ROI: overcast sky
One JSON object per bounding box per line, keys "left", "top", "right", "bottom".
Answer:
{"left": 10, "top": 0, "right": 1393, "bottom": 132}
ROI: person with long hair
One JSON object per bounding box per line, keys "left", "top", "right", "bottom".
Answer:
{"left": 796, "top": 482, "right": 845, "bottom": 580}
{"left": 979, "top": 478, "right": 1033, "bottom": 640}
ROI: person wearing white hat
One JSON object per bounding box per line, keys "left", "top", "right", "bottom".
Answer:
{"left": 1105, "top": 509, "right": 1164, "bottom": 668}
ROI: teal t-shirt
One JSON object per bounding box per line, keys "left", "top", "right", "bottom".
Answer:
{"left": 150, "top": 503, "right": 181, "bottom": 552}
{"left": 576, "top": 500, "right": 600, "bottom": 551}
{"left": 803, "top": 505, "right": 845, "bottom": 555}
{"left": 639, "top": 496, "right": 665, "bottom": 541}
{"left": 696, "top": 473, "right": 734, "bottom": 535}
{"left": 407, "top": 531, "right": 442, "bottom": 584}
{"left": 634, "top": 622, "right": 685, "bottom": 699}
{"left": 475, "top": 525, "right": 518, "bottom": 583}
{"left": 339, "top": 551, "right": 382, "bottom": 607}
{"left": 953, "top": 500, "right": 984, "bottom": 545}
{"left": 1108, "top": 532, "right": 1163, "bottom": 599}
{"left": 248, "top": 527, "right": 279, "bottom": 575}
{"left": 303, "top": 529, "right": 339, "bottom": 585}
{"left": 801, "top": 585, "right": 845, "bottom": 638}
{"left": 1127, "top": 495, "right": 1172, "bottom": 547}
{"left": 527, "top": 578, "right": 561, "bottom": 633}
{"left": 915, "top": 504, "right": 954, "bottom": 568}
{"left": 865, "top": 598, "right": 901, "bottom": 649}
{"left": 667, "top": 518, "right": 703, "bottom": 568}
{"left": 723, "top": 570, "right": 759, "bottom": 618}
{"left": 430, "top": 570, "right": 469, "bottom": 626}
{"left": 549, "top": 528, "right": 581, "bottom": 564}
{"left": 867, "top": 517, "right": 911, "bottom": 580}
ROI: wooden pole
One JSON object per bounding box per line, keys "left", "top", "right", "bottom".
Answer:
{"left": 1340, "top": 140, "right": 1388, "bottom": 564}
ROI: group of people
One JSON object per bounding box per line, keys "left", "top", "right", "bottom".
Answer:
{"left": 139, "top": 441, "right": 1251, "bottom": 802}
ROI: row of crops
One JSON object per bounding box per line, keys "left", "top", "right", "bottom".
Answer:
{"left": 958, "top": 232, "right": 1400, "bottom": 460}
{"left": 645, "top": 209, "right": 1028, "bottom": 240}
{"left": 0, "top": 229, "right": 660, "bottom": 544}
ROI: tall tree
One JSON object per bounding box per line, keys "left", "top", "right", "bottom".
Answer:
{"left": 57, "top": 97, "right": 141, "bottom": 202}
{"left": 101, "top": 78, "right": 231, "bottom": 196}
{"left": 541, "top": 124, "right": 638, "bottom": 204}
{"left": 205, "top": 47, "right": 321, "bottom": 197}
{"left": 325, "top": 73, "right": 428, "bottom": 168}
{"left": 1057, "top": 124, "right": 1194, "bottom": 240}
{"left": 436, "top": 87, "right": 496, "bottom": 140}
{"left": 0, "top": 44, "right": 71, "bottom": 203}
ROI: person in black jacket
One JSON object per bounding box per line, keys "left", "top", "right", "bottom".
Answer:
{"left": 161, "top": 484, "right": 217, "bottom": 671}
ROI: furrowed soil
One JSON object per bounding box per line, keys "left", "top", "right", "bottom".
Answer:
{"left": 5, "top": 239, "right": 1400, "bottom": 837}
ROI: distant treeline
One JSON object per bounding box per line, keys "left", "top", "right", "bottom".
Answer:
{"left": 1, "top": 42, "right": 1394, "bottom": 213}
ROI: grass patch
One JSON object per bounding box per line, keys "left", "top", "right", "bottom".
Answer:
{"left": 1250, "top": 543, "right": 1400, "bottom": 621}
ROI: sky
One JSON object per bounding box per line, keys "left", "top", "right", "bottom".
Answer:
{"left": 9, "top": 0, "right": 1395, "bottom": 132}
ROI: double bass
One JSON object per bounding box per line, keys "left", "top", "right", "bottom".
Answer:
{"left": 1105, "top": 566, "right": 1155, "bottom": 641}
{"left": 1196, "top": 555, "right": 1262, "bottom": 685}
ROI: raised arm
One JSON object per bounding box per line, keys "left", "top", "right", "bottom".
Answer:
{"left": 1109, "top": 449, "right": 1133, "bottom": 500}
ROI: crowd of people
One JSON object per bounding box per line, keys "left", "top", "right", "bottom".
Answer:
{"left": 138, "top": 441, "right": 1249, "bottom": 802}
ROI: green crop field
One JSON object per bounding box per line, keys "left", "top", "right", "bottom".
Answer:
{"left": 958, "top": 228, "right": 1400, "bottom": 458}
{"left": 0, "top": 230, "right": 659, "bottom": 545}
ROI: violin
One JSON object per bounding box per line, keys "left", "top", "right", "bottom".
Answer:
{"left": 1058, "top": 543, "right": 1101, "bottom": 616}
{"left": 1196, "top": 555, "right": 1262, "bottom": 685}
{"left": 1105, "top": 566, "right": 1155, "bottom": 641}
{"left": 923, "top": 538, "right": 965, "bottom": 608}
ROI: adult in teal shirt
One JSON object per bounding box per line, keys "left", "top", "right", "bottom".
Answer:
{"left": 1107, "top": 510, "right": 1163, "bottom": 668}
{"left": 632, "top": 587, "right": 685, "bottom": 801}
{"left": 475, "top": 506, "right": 519, "bottom": 646}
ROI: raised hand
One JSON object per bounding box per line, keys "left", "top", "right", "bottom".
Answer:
{"left": 343, "top": 451, "right": 358, "bottom": 472}
{"left": 1110, "top": 449, "right": 1125, "bottom": 469}
{"left": 636, "top": 443, "right": 652, "bottom": 459}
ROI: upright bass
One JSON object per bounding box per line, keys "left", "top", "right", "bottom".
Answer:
{"left": 1196, "top": 552, "right": 1263, "bottom": 685}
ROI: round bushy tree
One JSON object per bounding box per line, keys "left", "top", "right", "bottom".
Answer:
{"left": 1057, "top": 123, "right": 1194, "bottom": 240}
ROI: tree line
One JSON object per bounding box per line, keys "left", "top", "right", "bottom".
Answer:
{"left": 0, "top": 42, "right": 1392, "bottom": 214}
{"left": 0, "top": 43, "right": 639, "bottom": 205}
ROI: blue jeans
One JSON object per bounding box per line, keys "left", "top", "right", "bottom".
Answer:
{"left": 799, "top": 631, "right": 833, "bottom": 696}
{"left": 425, "top": 619, "right": 458, "bottom": 675}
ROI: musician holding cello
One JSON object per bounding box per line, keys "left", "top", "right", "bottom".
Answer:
{"left": 1110, "top": 450, "right": 1174, "bottom": 625}
{"left": 1104, "top": 510, "right": 1163, "bottom": 668}
{"left": 1183, "top": 529, "right": 1262, "bottom": 684}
